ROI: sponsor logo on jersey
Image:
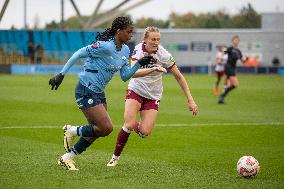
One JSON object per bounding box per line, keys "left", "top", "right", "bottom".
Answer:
{"left": 169, "top": 55, "right": 175, "bottom": 63}
{"left": 121, "top": 56, "right": 127, "bottom": 61}
{"left": 104, "top": 64, "right": 121, "bottom": 74}
{"left": 132, "top": 50, "right": 137, "bottom": 56}
{"left": 92, "top": 42, "right": 100, "bottom": 49}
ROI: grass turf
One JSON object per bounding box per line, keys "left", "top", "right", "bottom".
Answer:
{"left": 0, "top": 74, "right": 284, "bottom": 188}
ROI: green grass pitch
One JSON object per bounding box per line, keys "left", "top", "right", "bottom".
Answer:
{"left": 0, "top": 74, "right": 284, "bottom": 188}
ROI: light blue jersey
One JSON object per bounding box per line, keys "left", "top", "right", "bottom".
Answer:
{"left": 60, "top": 39, "right": 140, "bottom": 93}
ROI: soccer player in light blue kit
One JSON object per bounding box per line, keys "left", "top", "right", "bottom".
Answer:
{"left": 49, "top": 17, "right": 153, "bottom": 170}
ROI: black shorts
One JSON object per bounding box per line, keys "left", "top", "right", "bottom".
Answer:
{"left": 224, "top": 66, "right": 236, "bottom": 77}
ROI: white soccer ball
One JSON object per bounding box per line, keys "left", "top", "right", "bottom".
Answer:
{"left": 237, "top": 156, "right": 260, "bottom": 178}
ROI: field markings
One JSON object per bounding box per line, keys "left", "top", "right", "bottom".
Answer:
{"left": 0, "top": 122, "right": 283, "bottom": 129}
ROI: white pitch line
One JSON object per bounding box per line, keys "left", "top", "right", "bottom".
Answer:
{"left": 156, "top": 122, "right": 284, "bottom": 127}
{"left": 0, "top": 122, "right": 283, "bottom": 129}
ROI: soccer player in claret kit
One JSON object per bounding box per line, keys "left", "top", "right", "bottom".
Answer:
{"left": 218, "top": 35, "right": 248, "bottom": 104}
{"left": 214, "top": 45, "right": 228, "bottom": 95}
{"left": 48, "top": 17, "right": 154, "bottom": 170}
{"left": 107, "top": 26, "right": 198, "bottom": 166}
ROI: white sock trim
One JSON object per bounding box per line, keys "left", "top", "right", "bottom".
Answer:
{"left": 70, "top": 126, "right": 78, "bottom": 136}
{"left": 112, "top": 154, "right": 119, "bottom": 160}
{"left": 62, "top": 151, "right": 76, "bottom": 160}
{"left": 122, "top": 126, "right": 131, "bottom": 134}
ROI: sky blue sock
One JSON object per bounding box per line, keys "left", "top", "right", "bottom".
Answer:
{"left": 71, "top": 137, "right": 92, "bottom": 155}
{"left": 77, "top": 124, "right": 97, "bottom": 137}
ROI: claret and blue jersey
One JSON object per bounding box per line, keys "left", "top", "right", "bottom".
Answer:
{"left": 60, "top": 39, "right": 140, "bottom": 93}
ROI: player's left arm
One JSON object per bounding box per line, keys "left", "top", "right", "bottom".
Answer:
{"left": 120, "top": 56, "right": 155, "bottom": 82}
{"left": 170, "top": 64, "right": 198, "bottom": 115}
{"left": 242, "top": 56, "right": 249, "bottom": 64}
{"left": 240, "top": 50, "right": 248, "bottom": 64}
{"left": 49, "top": 47, "right": 88, "bottom": 90}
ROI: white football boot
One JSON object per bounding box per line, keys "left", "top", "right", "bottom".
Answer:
{"left": 63, "top": 125, "right": 76, "bottom": 152}
{"left": 58, "top": 157, "right": 78, "bottom": 171}
{"left": 107, "top": 156, "right": 120, "bottom": 167}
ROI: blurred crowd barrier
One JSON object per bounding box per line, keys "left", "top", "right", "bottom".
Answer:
{"left": 0, "top": 49, "right": 74, "bottom": 64}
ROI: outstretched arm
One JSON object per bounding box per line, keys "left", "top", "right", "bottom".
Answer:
{"left": 170, "top": 64, "right": 198, "bottom": 115}
{"left": 132, "top": 66, "right": 167, "bottom": 78}
{"left": 120, "top": 62, "right": 141, "bottom": 82}
{"left": 120, "top": 56, "right": 155, "bottom": 81}
{"left": 49, "top": 47, "right": 88, "bottom": 90}
{"left": 60, "top": 47, "right": 88, "bottom": 75}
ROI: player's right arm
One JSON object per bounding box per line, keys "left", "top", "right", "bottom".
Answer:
{"left": 60, "top": 41, "right": 111, "bottom": 75}
{"left": 59, "top": 47, "right": 88, "bottom": 75}
{"left": 49, "top": 47, "right": 88, "bottom": 90}
{"left": 224, "top": 47, "right": 232, "bottom": 55}
{"left": 130, "top": 47, "right": 166, "bottom": 78}
{"left": 132, "top": 60, "right": 167, "bottom": 78}
{"left": 49, "top": 41, "right": 111, "bottom": 90}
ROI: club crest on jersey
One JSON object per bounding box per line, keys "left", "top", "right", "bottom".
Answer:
{"left": 132, "top": 50, "right": 137, "bottom": 56}
{"left": 88, "top": 99, "right": 93, "bottom": 104}
{"left": 92, "top": 42, "right": 100, "bottom": 49}
{"left": 121, "top": 56, "right": 127, "bottom": 61}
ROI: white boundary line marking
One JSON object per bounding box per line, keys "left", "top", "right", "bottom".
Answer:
{"left": 0, "top": 122, "right": 283, "bottom": 129}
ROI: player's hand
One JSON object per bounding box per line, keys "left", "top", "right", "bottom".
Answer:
{"left": 49, "top": 73, "right": 64, "bottom": 90}
{"left": 137, "top": 55, "right": 155, "bottom": 67}
{"left": 242, "top": 56, "right": 249, "bottom": 63}
{"left": 188, "top": 100, "right": 198, "bottom": 116}
{"left": 155, "top": 66, "right": 167, "bottom": 73}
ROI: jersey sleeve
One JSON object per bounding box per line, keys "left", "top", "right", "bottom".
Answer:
{"left": 160, "top": 46, "right": 175, "bottom": 69}
{"left": 60, "top": 47, "right": 88, "bottom": 75}
{"left": 225, "top": 47, "right": 232, "bottom": 55}
{"left": 131, "top": 49, "right": 143, "bottom": 64}
{"left": 86, "top": 41, "right": 111, "bottom": 57}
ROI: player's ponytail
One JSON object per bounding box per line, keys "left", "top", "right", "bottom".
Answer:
{"left": 96, "top": 16, "right": 133, "bottom": 41}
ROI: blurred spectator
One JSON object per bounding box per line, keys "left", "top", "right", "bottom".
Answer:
{"left": 272, "top": 57, "right": 280, "bottom": 67}
{"left": 214, "top": 45, "right": 227, "bottom": 95}
{"left": 27, "top": 40, "right": 35, "bottom": 63}
{"left": 35, "top": 44, "right": 44, "bottom": 64}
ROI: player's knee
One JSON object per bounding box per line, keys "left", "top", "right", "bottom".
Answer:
{"left": 124, "top": 117, "right": 136, "bottom": 127}
{"left": 232, "top": 84, "right": 238, "bottom": 88}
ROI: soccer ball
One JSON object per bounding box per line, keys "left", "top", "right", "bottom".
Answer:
{"left": 237, "top": 156, "right": 260, "bottom": 178}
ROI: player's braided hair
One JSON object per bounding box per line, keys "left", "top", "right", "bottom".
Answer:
{"left": 143, "top": 26, "right": 160, "bottom": 39}
{"left": 96, "top": 16, "right": 133, "bottom": 41}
